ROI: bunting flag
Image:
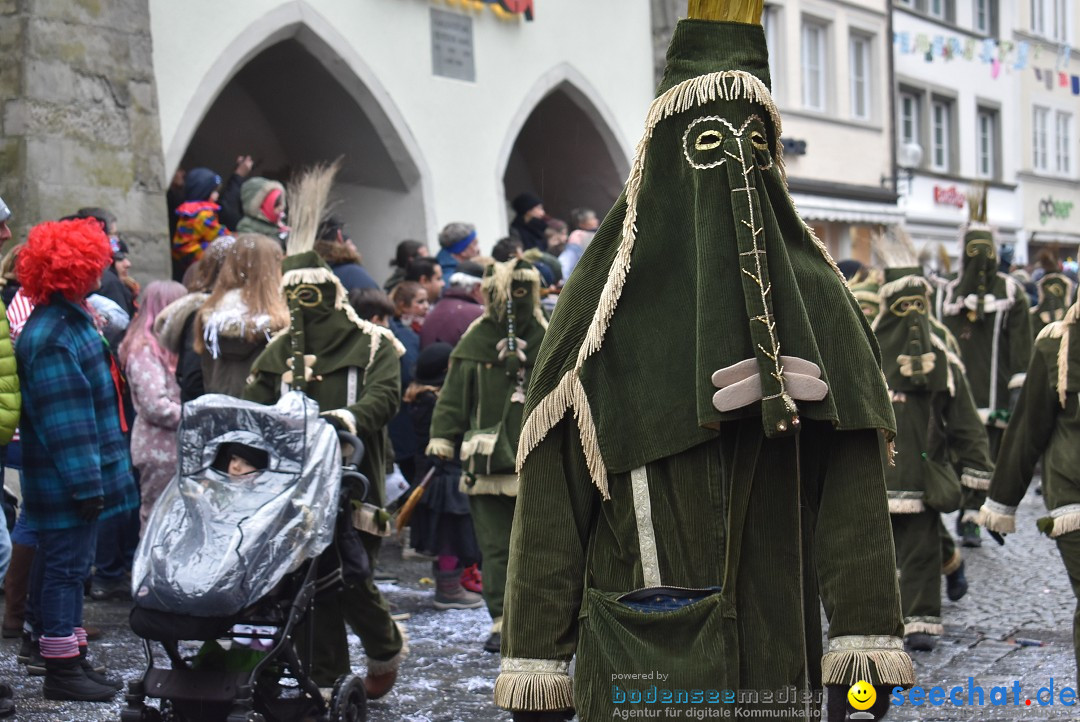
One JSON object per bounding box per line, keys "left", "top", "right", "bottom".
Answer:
{"left": 893, "top": 32, "right": 1029, "bottom": 75}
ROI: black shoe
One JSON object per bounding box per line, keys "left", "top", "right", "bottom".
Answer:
{"left": 960, "top": 522, "right": 982, "bottom": 548}
{"left": 946, "top": 561, "right": 969, "bottom": 602}
{"left": 80, "top": 647, "right": 121, "bottom": 690}
{"left": 18, "top": 636, "right": 45, "bottom": 676}
{"left": 0, "top": 696, "right": 13, "bottom": 719}
{"left": 89, "top": 577, "right": 130, "bottom": 601}
{"left": 483, "top": 631, "right": 501, "bottom": 654}
{"left": 42, "top": 656, "right": 117, "bottom": 702}
{"left": 905, "top": 633, "right": 936, "bottom": 652}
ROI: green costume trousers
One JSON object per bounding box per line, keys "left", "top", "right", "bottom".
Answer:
{"left": 939, "top": 518, "right": 960, "bottom": 574}
{"left": 1056, "top": 530, "right": 1080, "bottom": 690}
{"left": 469, "top": 494, "right": 516, "bottom": 621}
{"left": 303, "top": 535, "right": 403, "bottom": 686}
{"left": 892, "top": 510, "right": 942, "bottom": 633}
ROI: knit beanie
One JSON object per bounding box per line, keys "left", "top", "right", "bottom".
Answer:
{"left": 415, "top": 342, "right": 453, "bottom": 386}
{"left": 511, "top": 192, "right": 543, "bottom": 216}
{"left": 184, "top": 168, "right": 222, "bottom": 202}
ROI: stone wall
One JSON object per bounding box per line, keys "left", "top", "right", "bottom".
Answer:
{"left": 651, "top": 0, "right": 682, "bottom": 86}
{"left": 0, "top": 0, "right": 169, "bottom": 282}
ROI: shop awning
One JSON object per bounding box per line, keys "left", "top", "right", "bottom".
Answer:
{"left": 790, "top": 193, "right": 906, "bottom": 225}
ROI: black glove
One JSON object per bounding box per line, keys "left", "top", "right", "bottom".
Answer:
{"left": 512, "top": 711, "right": 574, "bottom": 722}
{"left": 77, "top": 496, "right": 104, "bottom": 523}
{"left": 826, "top": 685, "right": 894, "bottom": 721}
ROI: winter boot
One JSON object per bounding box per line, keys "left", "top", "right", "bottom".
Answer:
{"left": 2, "top": 543, "right": 34, "bottom": 638}
{"left": 18, "top": 634, "right": 45, "bottom": 675}
{"left": 905, "top": 633, "right": 936, "bottom": 652}
{"left": 460, "top": 564, "right": 483, "bottom": 594}
{"left": 41, "top": 651, "right": 117, "bottom": 702}
{"left": 957, "top": 519, "right": 982, "bottom": 548}
{"left": 483, "top": 617, "right": 502, "bottom": 654}
{"left": 79, "top": 646, "right": 121, "bottom": 690}
{"left": 434, "top": 567, "right": 484, "bottom": 611}
{"left": 945, "top": 561, "right": 969, "bottom": 602}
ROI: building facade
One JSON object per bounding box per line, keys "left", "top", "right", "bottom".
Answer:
{"left": 1015, "top": 0, "right": 1080, "bottom": 265}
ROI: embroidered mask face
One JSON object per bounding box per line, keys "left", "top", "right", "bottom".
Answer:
{"left": 874, "top": 276, "right": 945, "bottom": 392}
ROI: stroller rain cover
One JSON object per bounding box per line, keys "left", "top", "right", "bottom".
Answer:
{"left": 132, "top": 391, "right": 341, "bottom": 617}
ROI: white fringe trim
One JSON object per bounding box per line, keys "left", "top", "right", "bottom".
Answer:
{"left": 888, "top": 496, "right": 925, "bottom": 514}
{"left": 460, "top": 474, "right": 519, "bottom": 497}
{"left": 878, "top": 275, "right": 933, "bottom": 302}
{"left": 960, "top": 469, "right": 991, "bottom": 491}
{"left": 904, "top": 618, "right": 944, "bottom": 636}
{"left": 321, "top": 409, "right": 357, "bottom": 436}
{"left": 426, "top": 438, "right": 455, "bottom": 460}
{"left": 821, "top": 636, "right": 914, "bottom": 687}
{"left": 978, "top": 500, "right": 1016, "bottom": 534}
{"left": 1049, "top": 504, "right": 1080, "bottom": 538}
{"left": 518, "top": 70, "right": 842, "bottom": 501}
{"left": 460, "top": 433, "right": 498, "bottom": 460}
{"left": 281, "top": 266, "right": 406, "bottom": 361}
{"left": 494, "top": 658, "right": 574, "bottom": 712}
{"left": 366, "top": 621, "right": 409, "bottom": 675}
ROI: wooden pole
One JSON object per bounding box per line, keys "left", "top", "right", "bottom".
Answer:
{"left": 687, "top": 0, "right": 763, "bottom": 24}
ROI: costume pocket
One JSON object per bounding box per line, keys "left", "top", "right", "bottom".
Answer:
{"left": 461, "top": 423, "right": 516, "bottom": 475}
{"left": 574, "top": 586, "right": 736, "bottom": 719}
{"left": 923, "top": 458, "right": 961, "bottom": 513}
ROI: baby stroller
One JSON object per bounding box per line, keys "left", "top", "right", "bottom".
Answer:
{"left": 119, "top": 391, "right": 370, "bottom": 722}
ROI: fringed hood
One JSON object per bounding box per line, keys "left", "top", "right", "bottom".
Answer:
{"left": 199, "top": 289, "right": 283, "bottom": 359}
{"left": 1036, "top": 299, "right": 1080, "bottom": 408}
{"left": 872, "top": 275, "right": 957, "bottom": 395}
{"left": 1033, "top": 273, "right": 1076, "bottom": 327}
{"left": 153, "top": 292, "right": 208, "bottom": 354}
{"left": 453, "top": 259, "right": 547, "bottom": 370}
{"left": 514, "top": 20, "right": 893, "bottom": 498}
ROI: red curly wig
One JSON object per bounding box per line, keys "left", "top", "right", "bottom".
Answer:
{"left": 18, "top": 218, "right": 113, "bottom": 305}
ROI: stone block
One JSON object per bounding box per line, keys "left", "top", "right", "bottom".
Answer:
{"left": 28, "top": 0, "right": 149, "bottom": 34}
{"left": 23, "top": 136, "right": 64, "bottom": 184}
{"left": 0, "top": 0, "right": 17, "bottom": 15}
{"left": 27, "top": 17, "right": 131, "bottom": 70}
{"left": 2, "top": 99, "right": 28, "bottom": 135}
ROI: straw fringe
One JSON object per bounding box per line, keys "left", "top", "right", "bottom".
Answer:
{"left": 286, "top": 160, "right": 340, "bottom": 258}
{"left": 494, "top": 666, "right": 574, "bottom": 712}
{"left": 821, "top": 648, "right": 914, "bottom": 687}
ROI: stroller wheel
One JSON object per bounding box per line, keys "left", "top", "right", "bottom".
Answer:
{"left": 330, "top": 674, "right": 368, "bottom": 721}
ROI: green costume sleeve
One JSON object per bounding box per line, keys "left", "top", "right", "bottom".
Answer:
{"left": 242, "top": 367, "right": 282, "bottom": 405}
{"left": 340, "top": 342, "right": 400, "bottom": 437}
{"left": 495, "top": 414, "right": 596, "bottom": 712}
{"left": 1007, "top": 289, "right": 1034, "bottom": 392}
{"left": 428, "top": 357, "right": 476, "bottom": 451}
{"left": 945, "top": 366, "right": 994, "bottom": 490}
{"left": 814, "top": 429, "right": 912, "bottom": 688}
{"left": 981, "top": 341, "right": 1056, "bottom": 533}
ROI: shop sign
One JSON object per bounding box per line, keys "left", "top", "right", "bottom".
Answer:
{"left": 433, "top": 0, "right": 534, "bottom": 21}
{"left": 1039, "top": 196, "right": 1074, "bottom": 225}
{"left": 933, "top": 185, "right": 965, "bottom": 209}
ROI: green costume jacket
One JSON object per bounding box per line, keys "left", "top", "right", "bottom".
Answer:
{"left": 495, "top": 20, "right": 911, "bottom": 719}
{"left": 981, "top": 305, "right": 1080, "bottom": 537}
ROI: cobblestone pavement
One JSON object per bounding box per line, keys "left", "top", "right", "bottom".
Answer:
{"left": 0, "top": 486, "right": 1074, "bottom": 721}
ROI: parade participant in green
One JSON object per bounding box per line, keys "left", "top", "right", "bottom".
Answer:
{"left": 1031, "top": 272, "right": 1075, "bottom": 340}
{"left": 244, "top": 163, "right": 407, "bottom": 699}
{"left": 939, "top": 188, "right": 1032, "bottom": 547}
{"left": 980, "top": 296, "right": 1080, "bottom": 688}
{"left": 494, "top": 3, "right": 912, "bottom": 720}
{"left": 427, "top": 258, "right": 547, "bottom": 654}
{"left": 873, "top": 273, "right": 993, "bottom": 653}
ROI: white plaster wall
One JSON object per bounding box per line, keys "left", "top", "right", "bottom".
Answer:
{"left": 148, "top": 0, "right": 653, "bottom": 263}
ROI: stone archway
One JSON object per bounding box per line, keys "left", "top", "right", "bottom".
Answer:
{"left": 499, "top": 68, "right": 631, "bottom": 231}
{"left": 173, "top": 8, "right": 432, "bottom": 275}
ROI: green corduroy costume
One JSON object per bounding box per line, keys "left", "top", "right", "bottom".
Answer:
{"left": 1031, "top": 273, "right": 1076, "bottom": 340}
{"left": 873, "top": 275, "right": 993, "bottom": 640}
{"left": 427, "top": 259, "right": 547, "bottom": 632}
{"left": 494, "top": 19, "right": 912, "bottom": 720}
{"left": 980, "top": 299, "right": 1080, "bottom": 687}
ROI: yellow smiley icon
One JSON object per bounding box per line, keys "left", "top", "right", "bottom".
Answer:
{"left": 848, "top": 680, "right": 876, "bottom": 710}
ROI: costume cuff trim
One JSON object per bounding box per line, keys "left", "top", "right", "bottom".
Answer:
{"left": 461, "top": 433, "right": 498, "bottom": 460}
{"left": 978, "top": 500, "right": 1017, "bottom": 534}
{"left": 322, "top": 409, "right": 357, "bottom": 436}
{"left": 942, "top": 548, "right": 963, "bottom": 576}
{"left": 1044, "top": 504, "right": 1080, "bottom": 538}
{"left": 426, "top": 438, "right": 455, "bottom": 459}
{"left": 904, "top": 617, "right": 944, "bottom": 636}
{"left": 887, "top": 491, "right": 924, "bottom": 514}
{"left": 1008, "top": 373, "right": 1026, "bottom": 390}
{"left": 461, "top": 474, "right": 519, "bottom": 497}
{"left": 367, "top": 622, "right": 409, "bottom": 675}
{"left": 821, "top": 636, "right": 914, "bottom": 688}
{"left": 494, "top": 657, "right": 574, "bottom": 712}
{"left": 960, "top": 468, "right": 991, "bottom": 490}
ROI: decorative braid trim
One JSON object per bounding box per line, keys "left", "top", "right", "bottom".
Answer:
{"left": 518, "top": 70, "right": 841, "bottom": 501}
{"left": 960, "top": 469, "right": 992, "bottom": 491}
{"left": 494, "top": 658, "right": 574, "bottom": 712}
{"left": 1049, "top": 504, "right": 1080, "bottom": 538}
{"left": 821, "top": 636, "right": 914, "bottom": 687}
{"left": 888, "top": 491, "right": 925, "bottom": 515}
{"left": 367, "top": 621, "right": 409, "bottom": 675}
{"left": 978, "top": 500, "right": 1017, "bottom": 534}
{"left": 281, "top": 267, "right": 406, "bottom": 360}
{"left": 904, "top": 617, "right": 944, "bottom": 636}
{"left": 941, "top": 548, "right": 963, "bottom": 576}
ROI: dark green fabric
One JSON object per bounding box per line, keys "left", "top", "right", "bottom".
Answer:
{"left": 469, "top": 494, "right": 515, "bottom": 620}
{"left": 891, "top": 510, "right": 942, "bottom": 629}
{"left": 1032, "top": 274, "right": 1074, "bottom": 339}
{"left": 876, "top": 278, "right": 948, "bottom": 393}
{"left": 939, "top": 519, "right": 958, "bottom": 573}
{"left": 1055, "top": 531, "right": 1080, "bottom": 690}
{"left": 523, "top": 20, "right": 893, "bottom": 475}
{"left": 952, "top": 228, "right": 997, "bottom": 311}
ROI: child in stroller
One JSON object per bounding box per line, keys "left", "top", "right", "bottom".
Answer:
{"left": 120, "top": 392, "right": 371, "bottom": 722}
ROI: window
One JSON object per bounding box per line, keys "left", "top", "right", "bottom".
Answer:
{"left": 802, "top": 20, "right": 827, "bottom": 112}
{"left": 928, "top": 0, "right": 945, "bottom": 19}
{"left": 850, "top": 34, "right": 872, "bottom": 121}
{"left": 976, "top": 108, "right": 998, "bottom": 179}
{"left": 1032, "top": 0, "right": 1045, "bottom": 35}
{"left": 1033, "top": 106, "right": 1050, "bottom": 171}
{"left": 1056, "top": 111, "right": 1072, "bottom": 174}
{"left": 1053, "top": 0, "right": 1068, "bottom": 43}
{"left": 974, "top": 0, "right": 995, "bottom": 34}
{"left": 931, "top": 99, "right": 951, "bottom": 172}
{"left": 763, "top": 5, "right": 782, "bottom": 95}
{"left": 1032, "top": 0, "right": 1069, "bottom": 42}
{"left": 900, "top": 92, "right": 920, "bottom": 146}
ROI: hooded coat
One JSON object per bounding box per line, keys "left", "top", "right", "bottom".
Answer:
{"left": 236, "top": 178, "right": 287, "bottom": 241}
{"left": 495, "top": 20, "right": 910, "bottom": 720}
